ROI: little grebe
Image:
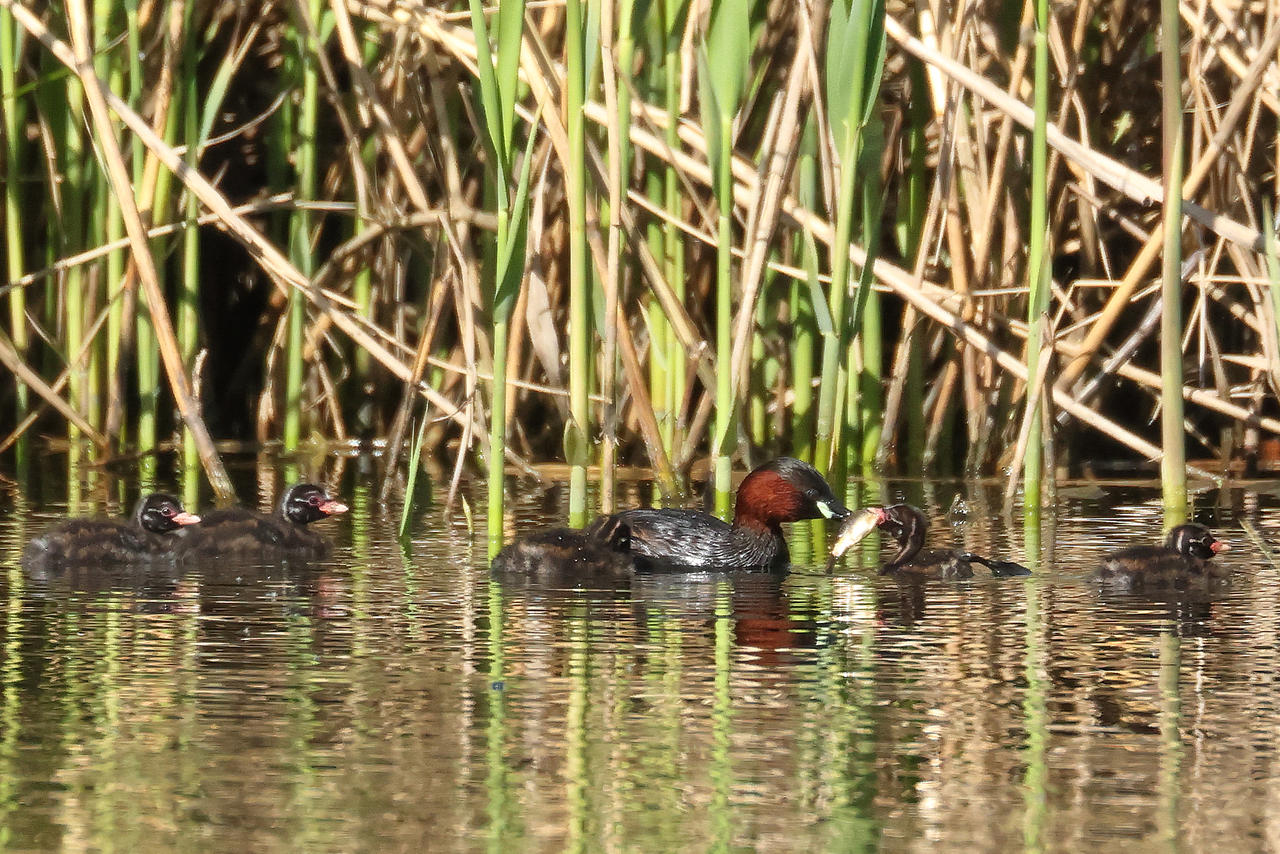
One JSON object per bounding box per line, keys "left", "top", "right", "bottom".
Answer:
{"left": 491, "top": 515, "right": 635, "bottom": 577}
{"left": 22, "top": 493, "right": 201, "bottom": 568}
{"left": 1098, "top": 523, "right": 1228, "bottom": 589}
{"left": 175, "top": 483, "right": 348, "bottom": 560}
{"left": 601, "top": 457, "right": 849, "bottom": 570}
{"left": 833, "top": 504, "right": 1029, "bottom": 579}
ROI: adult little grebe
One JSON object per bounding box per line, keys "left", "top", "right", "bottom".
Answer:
{"left": 833, "top": 504, "right": 1029, "bottom": 579}
{"left": 1098, "top": 523, "right": 1228, "bottom": 589}
{"left": 600, "top": 457, "right": 849, "bottom": 570}
{"left": 175, "top": 483, "right": 348, "bottom": 560}
{"left": 22, "top": 493, "right": 201, "bottom": 568}
{"left": 491, "top": 515, "right": 635, "bottom": 577}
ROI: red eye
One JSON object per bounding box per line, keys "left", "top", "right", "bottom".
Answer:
{"left": 309, "top": 495, "right": 322, "bottom": 506}
{"left": 162, "top": 506, "right": 175, "bottom": 517}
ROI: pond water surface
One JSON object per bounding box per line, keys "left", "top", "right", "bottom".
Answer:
{"left": 1, "top": 462, "right": 1279, "bottom": 852}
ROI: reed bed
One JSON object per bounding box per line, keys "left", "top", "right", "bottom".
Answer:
{"left": 0, "top": 0, "right": 1278, "bottom": 536}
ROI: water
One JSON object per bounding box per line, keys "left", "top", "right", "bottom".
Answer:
{"left": 1, "top": 466, "right": 1279, "bottom": 852}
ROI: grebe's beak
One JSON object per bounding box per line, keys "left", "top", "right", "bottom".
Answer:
{"left": 815, "top": 499, "right": 850, "bottom": 520}
{"left": 173, "top": 512, "right": 201, "bottom": 526}
{"left": 1210, "top": 539, "right": 1228, "bottom": 553}
{"left": 319, "top": 500, "right": 349, "bottom": 516}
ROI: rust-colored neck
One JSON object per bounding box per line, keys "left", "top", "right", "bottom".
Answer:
{"left": 733, "top": 470, "right": 800, "bottom": 530}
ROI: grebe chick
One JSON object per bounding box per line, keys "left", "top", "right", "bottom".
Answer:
{"left": 1098, "top": 523, "right": 1228, "bottom": 589}
{"left": 175, "top": 483, "right": 347, "bottom": 560}
{"left": 22, "top": 493, "right": 200, "bottom": 569}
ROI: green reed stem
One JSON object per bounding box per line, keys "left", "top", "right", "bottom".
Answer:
{"left": 566, "top": 0, "right": 590, "bottom": 525}
{"left": 791, "top": 129, "right": 820, "bottom": 464}
{"left": 855, "top": 118, "right": 884, "bottom": 474}
{"left": 1022, "top": 0, "right": 1051, "bottom": 519}
{"left": 1159, "top": 0, "right": 1187, "bottom": 522}
{"left": 700, "top": 0, "right": 752, "bottom": 517}
{"left": 1, "top": 4, "right": 27, "bottom": 461}
{"left": 62, "top": 68, "right": 88, "bottom": 447}
{"left": 468, "top": 0, "right": 528, "bottom": 551}
{"left": 180, "top": 0, "right": 200, "bottom": 477}
{"left": 712, "top": 110, "right": 735, "bottom": 517}
{"left": 141, "top": 2, "right": 185, "bottom": 464}
{"left": 1263, "top": 204, "right": 1280, "bottom": 373}
{"left": 662, "top": 0, "right": 686, "bottom": 457}
{"left": 99, "top": 0, "right": 125, "bottom": 446}
{"left": 285, "top": 0, "right": 323, "bottom": 451}
{"left": 816, "top": 0, "right": 884, "bottom": 479}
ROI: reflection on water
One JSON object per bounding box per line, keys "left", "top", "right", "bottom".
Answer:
{"left": 0, "top": 465, "right": 1278, "bottom": 851}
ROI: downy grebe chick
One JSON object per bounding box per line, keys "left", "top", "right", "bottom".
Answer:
{"left": 22, "top": 493, "right": 201, "bottom": 569}
{"left": 870, "top": 504, "right": 1029, "bottom": 579}
{"left": 175, "top": 483, "right": 348, "bottom": 560}
{"left": 491, "top": 516, "right": 634, "bottom": 577}
{"left": 1098, "top": 523, "right": 1228, "bottom": 589}
{"left": 602, "top": 457, "right": 850, "bottom": 570}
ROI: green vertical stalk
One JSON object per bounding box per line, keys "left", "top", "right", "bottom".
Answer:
{"left": 142, "top": 4, "right": 184, "bottom": 468}
{"left": 285, "top": 0, "right": 324, "bottom": 450}
{"left": 1159, "top": 0, "right": 1187, "bottom": 522}
{"left": 469, "top": 0, "right": 529, "bottom": 552}
{"left": 791, "top": 128, "right": 821, "bottom": 464}
{"left": 180, "top": 0, "right": 200, "bottom": 477}
{"left": 856, "top": 120, "right": 884, "bottom": 474}
{"left": 0, "top": 4, "right": 27, "bottom": 463}
{"left": 352, "top": 31, "right": 379, "bottom": 388}
{"left": 815, "top": 0, "right": 885, "bottom": 480}
{"left": 99, "top": 0, "right": 125, "bottom": 448}
{"left": 63, "top": 67, "right": 88, "bottom": 450}
{"left": 900, "top": 61, "right": 929, "bottom": 473}
{"left": 712, "top": 109, "right": 735, "bottom": 517}
{"left": 566, "top": 0, "right": 591, "bottom": 525}
{"left": 700, "top": 0, "right": 753, "bottom": 518}
{"left": 662, "top": 2, "right": 686, "bottom": 457}
{"left": 1022, "top": 0, "right": 1051, "bottom": 519}
{"left": 791, "top": 277, "right": 815, "bottom": 463}
{"left": 643, "top": 5, "right": 671, "bottom": 457}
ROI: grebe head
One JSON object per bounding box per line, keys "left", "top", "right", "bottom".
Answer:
{"left": 733, "top": 457, "right": 849, "bottom": 529}
{"left": 280, "top": 484, "right": 349, "bottom": 525}
{"left": 133, "top": 493, "right": 201, "bottom": 534}
{"left": 1166, "top": 523, "right": 1226, "bottom": 559}
{"left": 876, "top": 504, "right": 928, "bottom": 566}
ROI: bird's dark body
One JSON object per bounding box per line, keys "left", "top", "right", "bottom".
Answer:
{"left": 175, "top": 484, "right": 346, "bottom": 561}
{"left": 176, "top": 507, "right": 329, "bottom": 560}
{"left": 1099, "top": 539, "right": 1228, "bottom": 590}
{"left": 491, "top": 517, "right": 635, "bottom": 577}
{"left": 611, "top": 509, "right": 785, "bottom": 570}
{"left": 874, "top": 504, "right": 1030, "bottom": 579}
{"left": 881, "top": 547, "right": 975, "bottom": 580}
{"left": 22, "top": 493, "right": 198, "bottom": 570}
{"left": 495, "top": 458, "right": 847, "bottom": 575}
{"left": 23, "top": 518, "right": 175, "bottom": 567}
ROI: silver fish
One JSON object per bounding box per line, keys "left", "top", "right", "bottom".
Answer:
{"left": 824, "top": 507, "right": 886, "bottom": 571}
